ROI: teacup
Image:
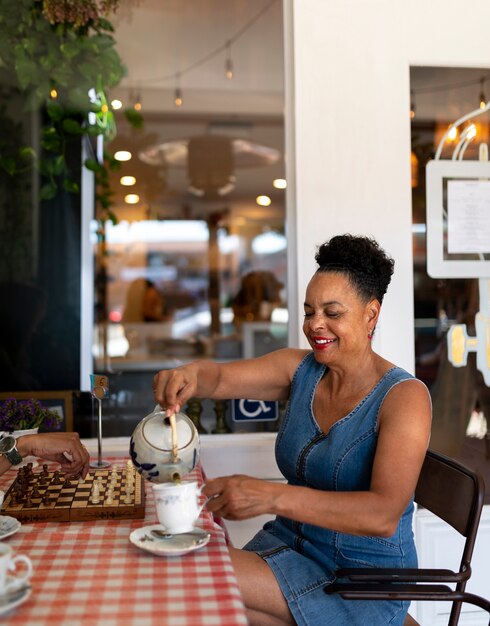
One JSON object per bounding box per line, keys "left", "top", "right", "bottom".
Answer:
{"left": 0, "top": 544, "right": 32, "bottom": 595}
{"left": 152, "top": 480, "right": 209, "bottom": 534}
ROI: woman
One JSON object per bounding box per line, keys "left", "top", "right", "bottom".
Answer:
{"left": 152, "top": 234, "right": 432, "bottom": 626}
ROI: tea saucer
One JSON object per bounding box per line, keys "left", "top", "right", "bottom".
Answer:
{"left": 129, "top": 524, "right": 210, "bottom": 557}
{"left": 0, "top": 585, "right": 32, "bottom": 616}
{"left": 0, "top": 516, "right": 21, "bottom": 540}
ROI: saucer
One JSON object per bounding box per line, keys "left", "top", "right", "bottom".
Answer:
{"left": 129, "top": 524, "right": 210, "bottom": 557}
{"left": 0, "top": 516, "right": 21, "bottom": 540}
{"left": 0, "top": 585, "right": 31, "bottom": 616}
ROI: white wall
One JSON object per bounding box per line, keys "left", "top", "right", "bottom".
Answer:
{"left": 286, "top": 0, "right": 490, "bottom": 372}
{"left": 286, "top": 2, "right": 490, "bottom": 621}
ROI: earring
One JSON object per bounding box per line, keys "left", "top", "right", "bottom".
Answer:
{"left": 368, "top": 329, "right": 374, "bottom": 339}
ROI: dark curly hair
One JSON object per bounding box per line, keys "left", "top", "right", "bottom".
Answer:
{"left": 315, "top": 234, "right": 394, "bottom": 304}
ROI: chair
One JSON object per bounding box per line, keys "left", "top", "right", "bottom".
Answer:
{"left": 325, "top": 449, "right": 490, "bottom": 625}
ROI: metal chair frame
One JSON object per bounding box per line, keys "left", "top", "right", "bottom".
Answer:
{"left": 325, "top": 449, "right": 490, "bottom": 625}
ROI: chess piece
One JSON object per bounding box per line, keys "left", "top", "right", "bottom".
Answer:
{"left": 186, "top": 397, "right": 207, "bottom": 434}
{"left": 91, "top": 481, "right": 101, "bottom": 504}
{"left": 212, "top": 400, "right": 231, "bottom": 434}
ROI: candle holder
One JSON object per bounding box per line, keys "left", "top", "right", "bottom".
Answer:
{"left": 90, "top": 374, "right": 111, "bottom": 468}
{"left": 186, "top": 397, "right": 207, "bottom": 434}
{"left": 212, "top": 400, "right": 231, "bottom": 434}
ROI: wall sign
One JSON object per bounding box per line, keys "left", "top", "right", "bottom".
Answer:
{"left": 231, "top": 399, "right": 279, "bottom": 422}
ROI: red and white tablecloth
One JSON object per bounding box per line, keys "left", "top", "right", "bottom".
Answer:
{"left": 0, "top": 461, "right": 248, "bottom": 626}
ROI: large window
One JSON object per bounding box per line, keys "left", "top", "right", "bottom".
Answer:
{"left": 91, "top": 1, "right": 288, "bottom": 434}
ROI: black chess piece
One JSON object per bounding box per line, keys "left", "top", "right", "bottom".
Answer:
{"left": 212, "top": 399, "right": 231, "bottom": 434}
{"left": 186, "top": 397, "right": 207, "bottom": 434}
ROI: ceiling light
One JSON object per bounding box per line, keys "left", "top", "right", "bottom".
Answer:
{"left": 115, "top": 151, "right": 132, "bottom": 162}
{"left": 273, "top": 178, "right": 287, "bottom": 189}
{"left": 256, "top": 195, "right": 271, "bottom": 207}
{"left": 124, "top": 194, "right": 140, "bottom": 204}
{"left": 120, "top": 176, "right": 136, "bottom": 186}
{"left": 174, "top": 87, "right": 183, "bottom": 107}
{"left": 111, "top": 99, "right": 122, "bottom": 110}
{"left": 479, "top": 77, "right": 487, "bottom": 109}
{"left": 225, "top": 42, "right": 234, "bottom": 80}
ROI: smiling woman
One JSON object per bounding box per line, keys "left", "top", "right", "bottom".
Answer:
{"left": 151, "top": 232, "right": 432, "bottom": 626}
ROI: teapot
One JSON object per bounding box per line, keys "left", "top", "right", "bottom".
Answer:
{"left": 129, "top": 406, "right": 200, "bottom": 483}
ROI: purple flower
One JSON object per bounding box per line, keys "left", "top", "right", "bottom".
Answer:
{"left": 0, "top": 398, "right": 63, "bottom": 432}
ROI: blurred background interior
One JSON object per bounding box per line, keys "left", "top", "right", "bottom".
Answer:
{"left": 1, "top": 2, "right": 490, "bottom": 477}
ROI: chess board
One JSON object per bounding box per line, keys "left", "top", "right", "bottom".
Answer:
{"left": 0, "top": 464, "right": 146, "bottom": 523}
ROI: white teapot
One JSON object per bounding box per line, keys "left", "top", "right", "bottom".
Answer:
{"left": 129, "top": 406, "right": 200, "bottom": 483}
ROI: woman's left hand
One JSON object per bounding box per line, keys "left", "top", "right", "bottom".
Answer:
{"left": 203, "top": 475, "right": 278, "bottom": 520}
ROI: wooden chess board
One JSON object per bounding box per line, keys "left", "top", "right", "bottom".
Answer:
{"left": 0, "top": 463, "right": 146, "bottom": 523}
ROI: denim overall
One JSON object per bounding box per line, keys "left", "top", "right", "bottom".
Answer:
{"left": 244, "top": 353, "right": 417, "bottom": 625}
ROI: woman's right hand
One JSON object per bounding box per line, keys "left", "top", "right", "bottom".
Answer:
{"left": 152, "top": 366, "right": 198, "bottom": 416}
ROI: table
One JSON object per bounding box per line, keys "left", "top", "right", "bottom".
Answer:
{"left": 0, "top": 460, "right": 248, "bottom": 626}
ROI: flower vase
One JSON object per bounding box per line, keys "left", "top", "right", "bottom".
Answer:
{"left": 12, "top": 427, "right": 39, "bottom": 468}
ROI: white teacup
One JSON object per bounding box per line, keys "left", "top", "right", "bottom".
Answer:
{"left": 0, "top": 544, "right": 32, "bottom": 594}
{"left": 152, "top": 480, "right": 208, "bottom": 534}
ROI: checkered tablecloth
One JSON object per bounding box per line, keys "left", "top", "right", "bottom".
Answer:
{"left": 0, "top": 461, "right": 248, "bottom": 626}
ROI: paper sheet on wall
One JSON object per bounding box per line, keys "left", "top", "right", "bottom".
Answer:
{"left": 447, "top": 180, "right": 490, "bottom": 253}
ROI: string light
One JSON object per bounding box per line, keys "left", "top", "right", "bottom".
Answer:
{"left": 225, "top": 41, "right": 234, "bottom": 80}
{"left": 132, "top": 0, "right": 277, "bottom": 89}
{"left": 174, "top": 74, "right": 183, "bottom": 107}
{"left": 410, "top": 90, "right": 416, "bottom": 119}
{"left": 50, "top": 88, "right": 58, "bottom": 99}
{"left": 479, "top": 77, "right": 486, "bottom": 110}
{"left": 133, "top": 91, "right": 142, "bottom": 111}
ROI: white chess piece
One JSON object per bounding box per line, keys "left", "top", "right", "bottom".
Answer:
{"left": 91, "top": 481, "right": 101, "bottom": 504}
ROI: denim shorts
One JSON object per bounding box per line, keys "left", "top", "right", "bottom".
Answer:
{"left": 243, "top": 522, "right": 410, "bottom": 626}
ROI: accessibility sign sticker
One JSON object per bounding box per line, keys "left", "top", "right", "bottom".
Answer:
{"left": 231, "top": 399, "right": 279, "bottom": 422}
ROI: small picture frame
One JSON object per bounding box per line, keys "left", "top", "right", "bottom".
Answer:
{"left": 0, "top": 391, "right": 74, "bottom": 432}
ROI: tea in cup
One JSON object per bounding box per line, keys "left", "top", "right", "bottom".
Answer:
{"left": 0, "top": 544, "right": 32, "bottom": 595}
{"left": 152, "top": 480, "right": 208, "bottom": 534}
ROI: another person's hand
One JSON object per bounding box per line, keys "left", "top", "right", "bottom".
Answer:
{"left": 17, "top": 432, "right": 90, "bottom": 478}
{"left": 203, "top": 474, "right": 279, "bottom": 520}
{"left": 153, "top": 367, "right": 199, "bottom": 416}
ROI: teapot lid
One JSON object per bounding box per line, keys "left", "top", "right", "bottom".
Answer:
{"left": 141, "top": 408, "right": 196, "bottom": 452}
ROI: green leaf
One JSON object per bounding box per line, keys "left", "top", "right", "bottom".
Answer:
{"left": 63, "top": 178, "right": 80, "bottom": 193}
{"left": 61, "top": 118, "right": 83, "bottom": 134}
{"left": 84, "top": 158, "right": 104, "bottom": 174}
{"left": 40, "top": 182, "right": 57, "bottom": 200}
{"left": 0, "top": 157, "right": 16, "bottom": 176}
{"left": 18, "top": 146, "right": 37, "bottom": 161}
{"left": 52, "top": 154, "right": 66, "bottom": 176}
{"left": 59, "top": 39, "right": 82, "bottom": 59}
{"left": 124, "top": 108, "right": 144, "bottom": 129}
{"left": 46, "top": 101, "right": 64, "bottom": 121}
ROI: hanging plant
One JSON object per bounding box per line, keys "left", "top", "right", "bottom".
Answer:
{"left": 0, "top": 0, "right": 138, "bottom": 220}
